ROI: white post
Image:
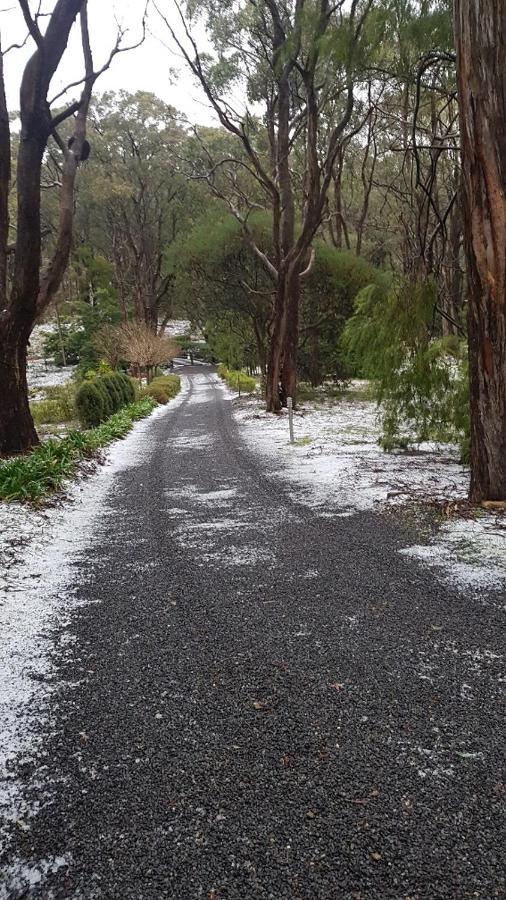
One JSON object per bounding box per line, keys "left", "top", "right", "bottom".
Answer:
{"left": 287, "top": 396, "right": 295, "bottom": 444}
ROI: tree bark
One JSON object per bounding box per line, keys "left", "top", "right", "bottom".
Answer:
{"left": 280, "top": 268, "right": 301, "bottom": 403}
{"left": 454, "top": 0, "right": 506, "bottom": 500}
{"left": 0, "top": 333, "right": 38, "bottom": 454}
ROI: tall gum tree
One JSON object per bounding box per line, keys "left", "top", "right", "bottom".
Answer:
{"left": 454, "top": 0, "right": 506, "bottom": 500}
{"left": 0, "top": 0, "right": 144, "bottom": 455}
{"left": 158, "top": 0, "right": 372, "bottom": 411}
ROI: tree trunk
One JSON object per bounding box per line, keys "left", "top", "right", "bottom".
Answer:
{"left": 265, "top": 279, "right": 286, "bottom": 412}
{"left": 280, "top": 268, "right": 300, "bottom": 405}
{"left": 455, "top": 0, "right": 506, "bottom": 500}
{"left": 0, "top": 333, "right": 38, "bottom": 455}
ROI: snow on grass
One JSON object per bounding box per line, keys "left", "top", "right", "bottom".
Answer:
{"left": 401, "top": 516, "right": 506, "bottom": 594}
{"left": 229, "top": 383, "right": 506, "bottom": 592}
{"left": 232, "top": 386, "right": 467, "bottom": 511}
{"left": 0, "top": 382, "right": 189, "bottom": 843}
{"left": 27, "top": 359, "right": 76, "bottom": 391}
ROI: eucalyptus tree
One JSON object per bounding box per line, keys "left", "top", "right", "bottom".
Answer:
{"left": 454, "top": 0, "right": 506, "bottom": 501}
{"left": 0, "top": 1, "right": 144, "bottom": 454}
{"left": 76, "top": 91, "right": 190, "bottom": 332}
{"left": 158, "top": 0, "right": 373, "bottom": 410}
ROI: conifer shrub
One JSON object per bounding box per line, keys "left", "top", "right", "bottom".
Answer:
{"left": 75, "top": 382, "right": 105, "bottom": 427}
{"left": 99, "top": 374, "right": 123, "bottom": 412}
{"left": 93, "top": 379, "right": 114, "bottom": 418}
{"left": 116, "top": 372, "right": 136, "bottom": 404}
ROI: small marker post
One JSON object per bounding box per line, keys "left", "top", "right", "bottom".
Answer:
{"left": 287, "top": 396, "right": 295, "bottom": 444}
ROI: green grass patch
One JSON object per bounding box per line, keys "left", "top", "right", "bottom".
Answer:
{"left": 217, "top": 365, "right": 256, "bottom": 394}
{"left": 293, "top": 436, "right": 313, "bottom": 446}
{"left": 0, "top": 397, "right": 157, "bottom": 502}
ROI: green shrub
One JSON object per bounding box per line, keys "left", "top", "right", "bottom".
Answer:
{"left": 99, "top": 374, "right": 123, "bottom": 412}
{"left": 75, "top": 382, "right": 105, "bottom": 427}
{"left": 115, "top": 372, "right": 135, "bottom": 404}
{"left": 0, "top": 398, "right": 157, "bottom": 502}
{"left": 94, "top": 379, "right": 114, "bottom": 417}
{"left": 149, "top": 374, "right": 181, "bottom": 399}
{"left": 142, "top": 384, "right": 169, "bottom": 404}
{"left": 217, "top": 366, "right": 256, "bottom": 394}
{"left": 342, "top": 279, "right": 469, "bottom": 457}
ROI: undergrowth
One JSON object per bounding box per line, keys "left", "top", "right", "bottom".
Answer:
{"left": 217, "top": 365, "right": 256, "bottom": 394}
{"left": 0, "top": 397, "right": 157, "bottom": 502}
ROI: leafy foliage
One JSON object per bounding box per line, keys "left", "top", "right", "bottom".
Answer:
{"left": 342, "top": 278, "right": 469, "bottom": 456}
{"left": 0, "top": 399, "right": 157, "bottom": 502}
{"left": 217, "top": 365, "right": 257, "bottom": 394}
{"left": 75, "top": 382, "right": 106, "bottom": 428}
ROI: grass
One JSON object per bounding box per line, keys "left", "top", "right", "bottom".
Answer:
{"left": 217, "top": 365, "right": 257, "bottom": 394}
{"left": 30, "top": 383, "right": 77, "bottom": 425}
{"left": 0, "top": 397, "right": 157, "bottom": 502}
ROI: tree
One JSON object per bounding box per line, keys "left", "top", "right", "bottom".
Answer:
{"left": 76, "top": 91, "right": 190, "bottom": 332}
{"left": 159, "top": 0, "right": 372, "bottom": 411}
{"left": 0, "top": 1, "right": 144, "bottom": 455}
{"left": 116, "top": 321, "right": 179, "bottom": 382}
{"left": 454, "top": 0, "right": 506, "bottom": 501}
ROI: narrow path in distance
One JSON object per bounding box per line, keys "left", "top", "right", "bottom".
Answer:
{"left": 2, "top": 369, "right": 504, "bottom": 899}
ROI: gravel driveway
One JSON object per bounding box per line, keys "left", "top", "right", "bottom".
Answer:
{"left": 1, "top": 370, "right": 505, "bottom": 899}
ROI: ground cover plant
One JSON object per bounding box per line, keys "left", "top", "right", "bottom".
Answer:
{"left": 0, "top": 398, "right": 157, "bottom": 502}
{"left": 217, "top": 366, "right": 256, "bottom": 394}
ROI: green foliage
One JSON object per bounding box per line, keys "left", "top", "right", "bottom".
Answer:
{"left": 0, "top": 399, "right": 157, "bottom": 502}
{"left": 217, "top": 366, "right": 256, "bottom": 394}
{"left": 75, "top": 372, "right": 143, "bottom": 426}
{"left": 100, "top": 374, "right": 124, "bottom": 412}
{"left": 300, "top": 247, "right": 383, "bottom": 384}
{"left": 30, "top": 384, "right": 77, "bottom": 425}
{"left": 75, "top": 382, "right": 105, "bottom": 428}
{"left": 342, "top": 278, "right": 469, "bottom": 456}
{"left": 296, "top": 381, "right": 348, "bottom": 403}
{"left": 42, "top": 250, "right": 121, "bottom": 372}
{"left": 30, "top": 400, "right": 71, "bottom": 426}
{"left": 142, "top": 373, "right": 181, "bottom": 404}
{"left": 116, "top": 372, "right": 136, "bottom": 404}
{"left": 142, "top": 384, "right": 169, "bottom": 404}
{"left": 149, "top": 374, "right": 181, "bottom": 399}
{"left": 93, "top": 379, "right": 114, "bottom": 418}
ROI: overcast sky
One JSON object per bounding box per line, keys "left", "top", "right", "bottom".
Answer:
{"left": 1, "top": 0, "right": 217, "bottom": 125}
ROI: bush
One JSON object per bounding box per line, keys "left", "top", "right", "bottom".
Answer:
{"left": 0, "top": 398, "right": 157, "bottom": 501}
{"left": 116, "top": 372, "right": 136, "bottom": 404}
{"left": 217, "top": 366, "right": 256, "bottom": 394}
{"left": 75, "top": 382, "right": 105, "bottom": 427}
{"left": 94, "top": 378, "right": 114, "bottom": 418}
{"left": 99, "top": 374, "right": 123, "bottom": 412}
{"left": 142, "top": 384, "right": 169, "bottom": 404}
{"left": 342, "top": 279, "right": 469, "bottom": 456}
{"left": 149, "top": 374, "right": 181, "bottom": 399}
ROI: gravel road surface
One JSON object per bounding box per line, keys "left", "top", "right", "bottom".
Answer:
{"left": 1, "top": 370, "right": 505, "bottom": 899}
